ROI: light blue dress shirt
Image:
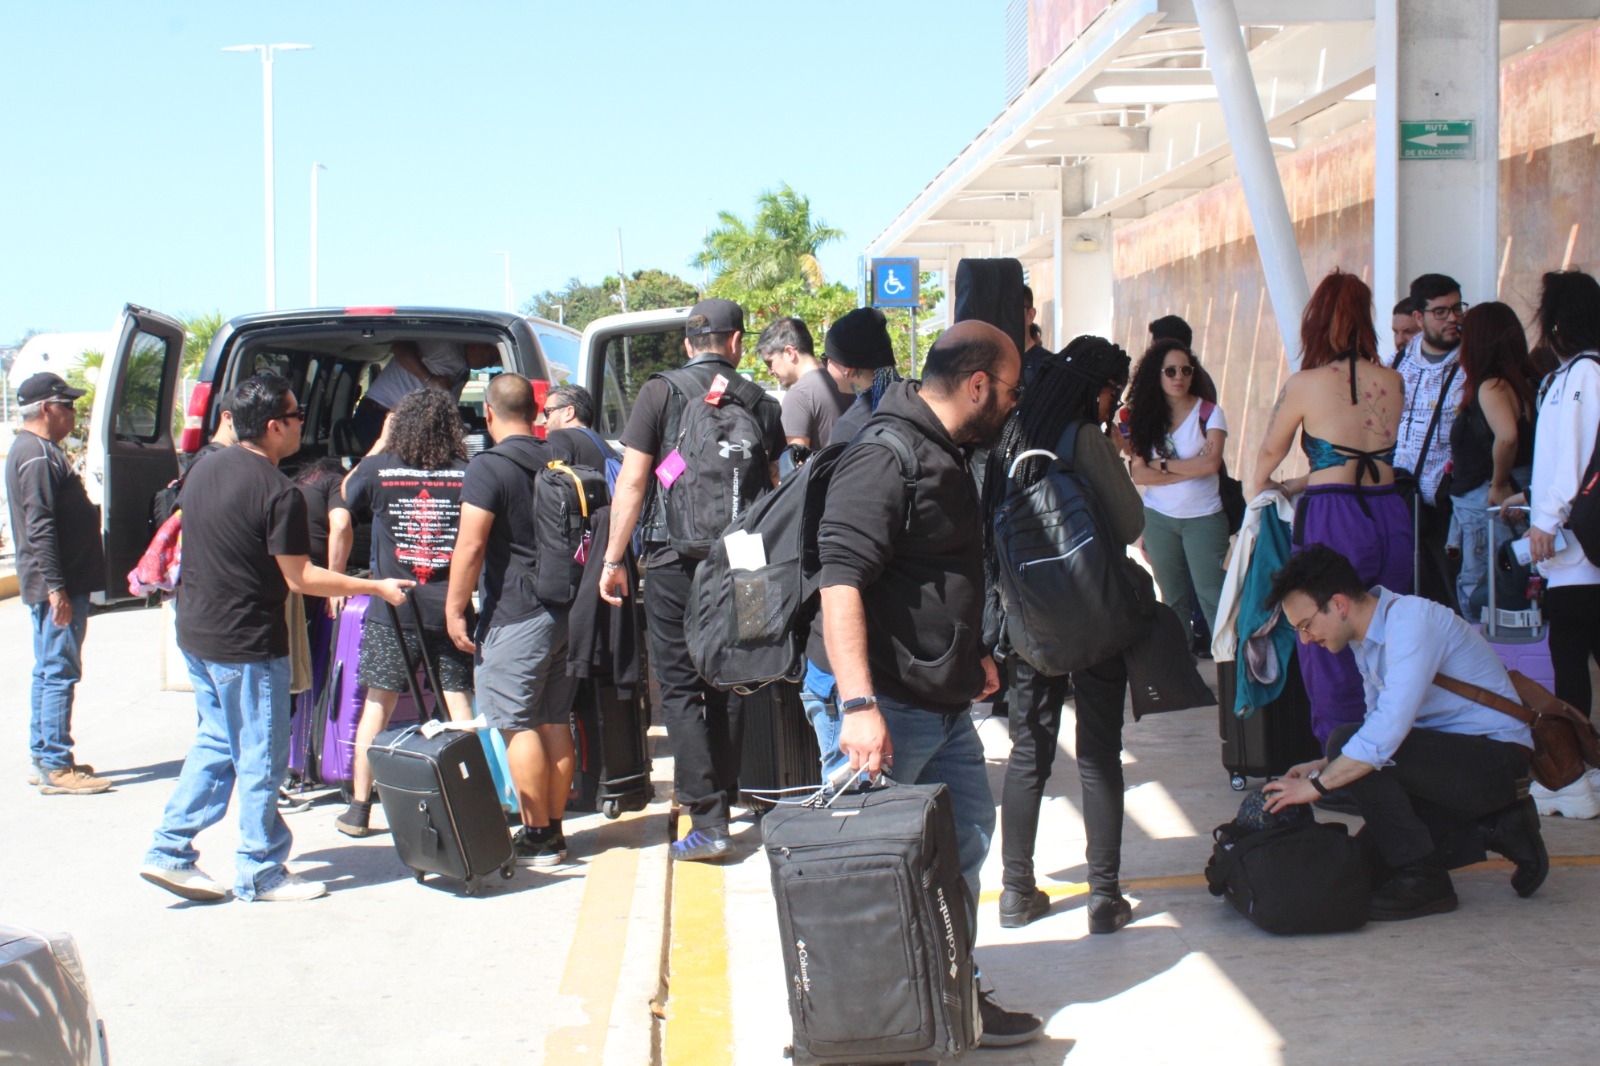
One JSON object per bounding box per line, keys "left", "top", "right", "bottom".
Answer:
{"left": 1342, "top": 587, "right": 1533, "bottom": 767}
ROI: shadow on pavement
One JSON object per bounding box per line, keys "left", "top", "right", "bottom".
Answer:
{"left": 103, "top": 758, "right": 185, "bottom": 785}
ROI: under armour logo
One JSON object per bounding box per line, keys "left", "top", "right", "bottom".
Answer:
{"left": 718, "top": 439, "right": 752, "bottom": 459}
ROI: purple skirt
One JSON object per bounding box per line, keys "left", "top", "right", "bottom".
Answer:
{"left": 1293, "top": 484, "right": 1414, "bottom": 745}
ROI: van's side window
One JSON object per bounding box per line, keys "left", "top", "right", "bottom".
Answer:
{"left": 115, "top": 330, "right": 178, "bottom": 443}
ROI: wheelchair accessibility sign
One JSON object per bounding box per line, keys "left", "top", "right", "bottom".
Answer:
{"left": 871, "top": 258, "right": 920, "bottom": 308}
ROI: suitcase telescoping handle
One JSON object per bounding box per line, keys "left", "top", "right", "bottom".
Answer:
{"left": 385, "top": 590, "right": 447, "bottom": 724}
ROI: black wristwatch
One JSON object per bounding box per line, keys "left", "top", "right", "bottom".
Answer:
{"left": 839, "top": 696, "right": 879, "bottom": 713}
{"left": 1309, "top": 772, "right": 1329, "bottom": 796}
{"left": 1159, "top": 457, "right": 1169, "bottom": 474}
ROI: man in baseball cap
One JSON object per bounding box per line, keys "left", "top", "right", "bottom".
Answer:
{"left": 5, "top": 373, "right": 110, "bottom": 794}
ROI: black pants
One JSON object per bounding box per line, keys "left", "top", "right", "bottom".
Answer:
{"left": 644, "top": 558, "right": 743, "bottom": 829}
{"left": 1327, "top": 722, "right": 1528, "bottom": 869}
{"left": 1414, "top": 500, "right": 1460, "bottom": 613}
{"left": 1000, "top": 654, "right": 1127, "bottom": 896}
{"left": 1543, "top": 583, "right": 1600, "bottom": 721}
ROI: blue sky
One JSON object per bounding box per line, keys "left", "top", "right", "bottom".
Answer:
{"left": 1, "top": 1, "right": 1003, "bottom": 341}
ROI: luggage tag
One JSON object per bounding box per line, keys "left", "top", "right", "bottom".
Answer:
{"left": 574, "top": 531, "right": 591, "bottom": 565}
{"left": 655, "top": 449, "right": 687, "bottom": 488}
{"left": 705, "top": 374, "right": 729, "bottom": 406}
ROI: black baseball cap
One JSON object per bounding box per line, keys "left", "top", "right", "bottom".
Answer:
{"left": 684, "top": 298, "right": 745, "bottom": 337}
{"left": 18, "top": 372, "right": 87, "bottom": 406}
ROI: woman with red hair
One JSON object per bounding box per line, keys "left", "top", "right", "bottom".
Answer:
{"left": 1247, "top": 269, "right": 1413, "bottom": 743}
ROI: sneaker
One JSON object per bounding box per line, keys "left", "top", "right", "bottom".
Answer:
{"left": 670, "top": 825, "right": 731, "bottom": 862}
{"left": 335, "top": 801, "right": 373, "bottom": 838}
{"left": 1530, "top": 776, "right": 1600, "bottom": 819}
{"left": 513, "top": 827, "right": 566, "bottom": 867}
{"left": 998, "top": 888, "right": 1051, "bottom": 929}
{"left": 26, "top": 762, "right": 41, "bottom": 786}
{"left": 278, "top": 788, "right": 312, "bottom": 814}
{"left": 1485, "top": 795, "right": 1550, "bottom": 898}
{"left": 254, "top": 874, "right": 328, "bottom": 902}
{"left": 1368, "top": 861, "right": 1457, "bottom": 921}
{"left": 1087, "top": 892, "right": 1133, "bottom": 934}
{"left": 39, "top": 767, "right": 112, "bottom": 795}
{"left": 140, "top": 864, "right": 227, "bottom": 903}
{"left": 977, "top": 990, "right": 1043, "bottom": 1048}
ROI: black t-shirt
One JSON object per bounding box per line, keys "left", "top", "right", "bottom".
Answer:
{"left": 461, "top": 433, "right": 552, "bottom": 630}
{"left": 548, "top": 426, "right": 615, "bottom": 473}
{"left": 342, "top": 452, "right": 469, "bottom": 630}
{"left": 296, "top": 474, "right": 342, "bottom": 569}
{"left": 176, "top": 445, "right": 312, "bottom": 663}
{"left": 618, "top": 358, "right": 785, "bottom": 567}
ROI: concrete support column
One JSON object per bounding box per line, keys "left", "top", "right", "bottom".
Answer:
{"left": 1195, "top": 0, "right": 1310, "bottom": 370}
{"left": 1373, "top": 0, "right": 1500, "bottom": 317}
{"left": 1057, "top": 167, "right": 1115, "bottom": 342}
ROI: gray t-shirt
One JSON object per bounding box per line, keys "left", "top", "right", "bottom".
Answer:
{"left": 781, "top": 367, "right": 854, "bottom": 447}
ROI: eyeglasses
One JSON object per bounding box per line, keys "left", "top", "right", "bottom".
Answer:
{"left": 982, "top": 370, "right": 1025, "bottom": 401}
{"left": 1162, "top": 365, "right": 1195, "bottom": 379}
{"left": 540, "top": 403, "right": 571, "bottom": 418}
{"left": 275, "top": 408, "right": 307, "bottom": 424}
{"left": 1423, "top": 301, "right": 1469, "bottom": 321}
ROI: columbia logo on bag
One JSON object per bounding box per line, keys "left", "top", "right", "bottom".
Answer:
{"left": 936, "top": 886, "right": 959, "bottom": 979}
{"left": 794, "top": 938, "right": 812, "bottom": 994}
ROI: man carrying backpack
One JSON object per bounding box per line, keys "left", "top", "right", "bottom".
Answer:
{"left": 818, "top": 320, "right": 1043, "bottom": 1047}
{"left": 599, "top": 299, "right": 784, "bottom": 861}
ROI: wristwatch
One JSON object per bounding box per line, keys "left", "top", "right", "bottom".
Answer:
{"left": 840, "top": 696, "right": 879, "bottom": 713}
{"left": 1160, "top": 457, "right": 1170, "bottom": 474}
{"left": 1308, "top": 771, "right": 1329, "bottom": 796}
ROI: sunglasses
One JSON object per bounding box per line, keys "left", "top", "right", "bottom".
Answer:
{"left": 541, "top": 403, "right": 571, "bottom": 418}
{"left": 275, "top": 408, "right": 307, "bottom": 424}
{"left": 1162, "top": 365, "right": 1195, "bottom": 379}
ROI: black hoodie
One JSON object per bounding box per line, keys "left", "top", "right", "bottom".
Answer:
{"left": 811, "top": 381, "right": 985, "bottom": 713}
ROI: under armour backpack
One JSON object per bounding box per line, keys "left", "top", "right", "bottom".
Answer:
{"left": 686, "top": 425, "right": 918, "bottom": 693}
{"left": 993, "top": 422, "right": 1155, "bottom": 676}
{"left": 644, "top": 360, "right": 778, "bottom": 560}
{"left": 491, "top": 447, "right": 609, "bottom": 608}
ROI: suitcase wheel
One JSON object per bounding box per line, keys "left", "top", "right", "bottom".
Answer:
{"left": 602, "top": 799, "right": 621, "bottom": 820}
{"left": 413, "top": 870, "right": 426, "bottom": 884}
{"left": 1230, "top": 774, "right": 1247, "bottom": 791}
{"left": 500, "top": 863, "right": 515, "bottom": 881}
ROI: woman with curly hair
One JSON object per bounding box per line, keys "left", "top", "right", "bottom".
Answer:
{"left": 1246, "top": 269, "right": 1411, "bottom": 744}
{"left": 333, "top": 386, "right": 474, "bottom": 837}
{"left": 1125, "top": 338, "right": 1231, "bottom": 648}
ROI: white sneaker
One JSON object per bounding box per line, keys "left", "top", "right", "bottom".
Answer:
{"left": 1586, "top": 766, "right": 1600, "bottom": 794}
{"left": 1530, "top": 777, "right": 1600, "bottom": 819}
{"left": 140, "top": 864, "right": 228, "bottom": 902}
{"left": 254, "top": 873, "right": 328, "bottom": 902}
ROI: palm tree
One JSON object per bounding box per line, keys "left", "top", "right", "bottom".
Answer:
{"left": 694, "top": 184, "right": 843, "bottom": 294}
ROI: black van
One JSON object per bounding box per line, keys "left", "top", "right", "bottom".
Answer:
{"left": 86, "top": 302, "right": 692, "bottom": 604}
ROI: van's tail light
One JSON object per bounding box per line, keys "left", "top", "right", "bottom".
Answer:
{"left": 343, "top": 306, "right": 395, "bottom": 315}
{"left": 533, "top": 379, "right": 549, "bottom": 439}
{"left": 179, "top": 381, "right": 213, "bottom": 453}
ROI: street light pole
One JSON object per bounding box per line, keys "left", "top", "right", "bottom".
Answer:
{"left": 223, "top": 43, "right": 311, "bottom": 311}
{"left": 310, "top": 162, "right": 326, "bottom": 306}
{"left": 492, "top": 251, "right": 512, "bottom": 312}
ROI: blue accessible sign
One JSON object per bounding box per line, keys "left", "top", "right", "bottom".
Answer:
{"left": 871, "top": 258, "right": 921, "bottom": 308}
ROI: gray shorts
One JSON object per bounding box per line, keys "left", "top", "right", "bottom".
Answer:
{"left": 475, "top": 609, "right": 579, "bottom": 731}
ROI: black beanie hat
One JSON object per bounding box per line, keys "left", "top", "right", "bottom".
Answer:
{"left": 824, "top": 308, "right": 895, "bottom": 369}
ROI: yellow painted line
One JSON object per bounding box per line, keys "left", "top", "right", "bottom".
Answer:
{"left": 978, "top": 855, "right": 1600, "bottom": 905}
{"left": 543, "top": 810, "right": 649, "bottom": 1064}
{"left": 662, "top": 814, "right": 732, "bottom": 1066}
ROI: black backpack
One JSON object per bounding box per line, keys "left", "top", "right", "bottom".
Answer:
{"left": 491, "top": 448, "right": 609, "bottom": 608}
{"left": 642, "top": 359, "right": 778, "bottom": 559}
{"left": 1205, "top": 817, "right": 1370, "bottom": 935}
{"left": 993, "top": 422, "right": 1154, "bottom": 676}
{"left": 686, "top": 425, "right": 917, "bottom": 693}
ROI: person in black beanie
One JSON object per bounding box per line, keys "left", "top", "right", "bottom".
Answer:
{"left": 826, "top": 308, "right": 900, "bottom": 447}
{"left": 771, "top": 308, "right": 892, "bottom": 450}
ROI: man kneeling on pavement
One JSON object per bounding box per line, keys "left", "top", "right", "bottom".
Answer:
{"left": 1263, "top": 544, "right": 1548, "bottom": 920}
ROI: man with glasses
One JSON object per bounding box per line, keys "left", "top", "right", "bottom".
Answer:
{"left": 540, "top": 384, "right": 615, "bottom": 473}
{"left": 1394, "top": 273, "right": 1469, "bottom": 611}
{"left": 6, "top": 373, "right": 109, "bottom": 795}
{"left": 141, "top": 375, "right": 412, "bottom": 903}
{"left": 1262, "top": 544, "right": 1548, "bottom": 921}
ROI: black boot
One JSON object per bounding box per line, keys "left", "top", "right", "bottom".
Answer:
{"left": 335, "top": 800, "right": 372, "bottom": 838}
{"left": 1484, "top": 793, "right": 1549, "bottom": 898}
{"left": 1368, "top": 860, "right": 1457, "bottom": 921}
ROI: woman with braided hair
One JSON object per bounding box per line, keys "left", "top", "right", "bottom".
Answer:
{"left": 985, "top": 336, "right": 1145, "bottom": 933}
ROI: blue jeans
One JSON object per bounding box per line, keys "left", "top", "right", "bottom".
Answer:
{"left": 29, "top": 594, "right": 90, "bottom": 772}
{"left": 877, "top": 696, "right": 996, "bottom": 908}
{"left": 1451, "top": 484, "right": 1496, "bottom": 621}
{"left": 800, "top": 660, "right": 850, "bottom": 783}
{"left": 146, "top": 654, "right": 293, "bottom": 899}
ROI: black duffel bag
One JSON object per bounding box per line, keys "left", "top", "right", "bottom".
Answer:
{"left": 1205, "top": 814, "right": 1370, "bottom": 935}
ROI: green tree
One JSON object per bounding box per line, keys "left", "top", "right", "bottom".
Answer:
{"left": 695, "top": 184, "right": 842, "bottom": 293}
{"left": 525, "top": 269, "right": 699, "bottom": 333}
{"left": 62, "top": 311, "right": 226, "bottom": 439}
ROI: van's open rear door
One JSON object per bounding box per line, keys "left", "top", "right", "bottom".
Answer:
{"left": 575, "top": 307, "right": 691, "bottom": 440}
{"left": 86, "top": 305, "right": 185, "bottom": 603}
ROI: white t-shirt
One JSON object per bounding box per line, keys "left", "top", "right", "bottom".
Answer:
{"left": 364, "top": 341, "right": 468, "bottom": 410}
{"left": 1142, "top": 399, "right": 1227, "bottom": 519}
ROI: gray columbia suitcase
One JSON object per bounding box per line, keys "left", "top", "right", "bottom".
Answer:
{"left": 761, "top": 781, "right": 980, "bottom": 1064}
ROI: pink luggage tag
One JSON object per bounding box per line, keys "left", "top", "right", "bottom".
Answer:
{"left": 574, "top": 531, "right": 592, "bottom": 566}
{"left": 655, "top": 448, "right": 687, "bottom": 487}
{"left": 705, "top": 374, "right": 729, "bottom": 405}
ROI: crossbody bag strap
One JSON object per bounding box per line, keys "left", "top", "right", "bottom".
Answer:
{"left": 1431, "top": 672, "right": 1532, "bottom": 726}
{"left": 1413, "top": 362, "right": 1460, "bottom": 478}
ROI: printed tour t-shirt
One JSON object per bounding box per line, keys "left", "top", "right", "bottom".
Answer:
{"left": 1142, "top": 399, "right": 1228, "bottom": 519}
{"left": 176, "top": 445, "right": 312, "bottom": 663}
{"left": 342, "top": 451, "right": 469, "bottom": 630}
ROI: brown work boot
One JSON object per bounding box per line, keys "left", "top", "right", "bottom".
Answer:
{"left": 40, "top": 767, "right": 112, "bottom": 795}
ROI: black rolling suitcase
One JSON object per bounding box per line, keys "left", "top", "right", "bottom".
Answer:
{"left": 567, "top": 678, "right": 653, "bottom": 819}
{"left": 738, "top": 681, "right": 821, "bottom": 811}
{"left": 1217, "top": 647, "right": 1323, "bottom": 791}
{"left": 367, "top": 595, "right": 516, "bottom": 894}
{"left": 762, "top": 781, "right": 981, "bottom": 1064}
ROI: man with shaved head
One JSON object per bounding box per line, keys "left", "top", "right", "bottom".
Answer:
{"left": 812, "top": 320, "right": 1041, "bottom": 1047}
{"left": 446, "top": 372, "right": 578, "bottom": 867}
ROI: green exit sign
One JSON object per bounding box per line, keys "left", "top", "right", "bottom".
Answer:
{"left": 1400, "top": 120, "right": 1475, "bottom": 160}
